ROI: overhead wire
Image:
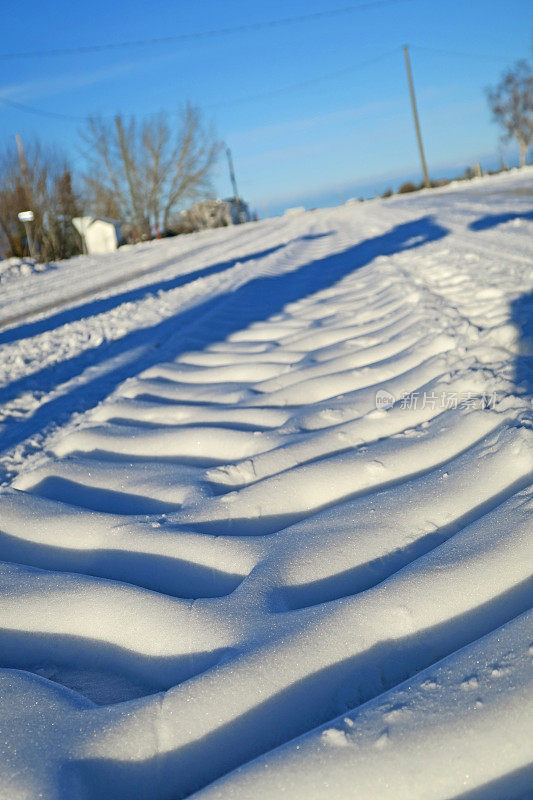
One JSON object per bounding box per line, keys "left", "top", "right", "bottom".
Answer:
{"left": 0, "top": 0, "right": 410, "bottom": 60}
{"left": 205, "top": 49, "right": 401, "bottom": 109}
{"left": 410, "top": 44, "right": 523, "bottom": 62}
{"left": 0, "top": 49, "right": 401, "bottom": 122}
{"left": 0, "top": 44, "right": 521, "bottom": 123}
{"left": 0, "top": 97, "right": 85, "bottom": 121}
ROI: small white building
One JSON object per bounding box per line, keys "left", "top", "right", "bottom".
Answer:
{"left": 72, "top": 216, "right": 123, "bottom": 255}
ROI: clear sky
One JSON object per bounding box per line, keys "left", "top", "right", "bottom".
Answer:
{"left": 1, "top": 0, "right": 531, "bottom": 216}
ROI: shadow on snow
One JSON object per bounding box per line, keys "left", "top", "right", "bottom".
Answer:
{"left": 468, "top": 208, "right": 533, "bottom": 230}
{"left": 0, "top": 238, "right": 325, "bottom": 347}
{"left": 0, "top": 216, "right": 448, "bottom": 464}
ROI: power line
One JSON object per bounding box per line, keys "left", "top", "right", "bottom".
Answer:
{"left": 0, "top": 97, "right": 85, "bottom": 121}
{"left": 206, "top": 49, "right": 400, "bottom": 109}
{"left": 0, "top": 44, "right": 517, "bottom": 124}
{"left": 0, "top": 0, "right": 410, "bottom": 60}
{"left": 0, "top": 49, "right": 400, "bottom": 122}
{"left": 410, "top": 44, "right": 520, "bottom": 62}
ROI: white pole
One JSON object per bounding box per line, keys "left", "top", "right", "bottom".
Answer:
{"left": 24, "top": 221, "right": 36, "bottom": 261}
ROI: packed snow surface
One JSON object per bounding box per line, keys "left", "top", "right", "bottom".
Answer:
{"left": 0, "top": 169, "right": 532, "bottom": 799}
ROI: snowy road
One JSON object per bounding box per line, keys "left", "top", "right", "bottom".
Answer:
{"left": 0, "top": 169, "right": 532, "bottom": 799}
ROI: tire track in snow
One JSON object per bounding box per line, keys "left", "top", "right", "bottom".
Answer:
{"left": 0, "top": 172, "right": 532, "bottom": 799}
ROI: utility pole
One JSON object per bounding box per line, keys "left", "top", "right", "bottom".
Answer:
{"left": 226, "top": 146, "right": 246, "bottom": 223}
{"left": 403, "top": 45, "right": 431, "bottom": 189}
{"left": 226, "top": 147, "right": 240, "bottom": 200}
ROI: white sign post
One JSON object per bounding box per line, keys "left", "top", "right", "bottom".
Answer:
{"left": 17, "top": 210, "right": 36, "bottom": 261}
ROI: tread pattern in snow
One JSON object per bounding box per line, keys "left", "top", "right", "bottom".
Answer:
{"left": 0, "top": 173, "right": 532, "bottom": 799}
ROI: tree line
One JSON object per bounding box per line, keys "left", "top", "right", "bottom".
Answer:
{"left": 0, "top": 57, "right": 531, "bottom": 262}
{"left": 0, "top": 103, "right": 221, "bottom": 260}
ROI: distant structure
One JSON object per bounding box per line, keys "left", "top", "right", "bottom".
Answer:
{"left": 72, "top": 216, "right": 124, "bottom": 255}
{"left": 181, "top": 198, "right": 251, "bottom": 231}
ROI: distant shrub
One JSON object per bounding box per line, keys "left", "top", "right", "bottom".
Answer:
{"left": 381, "top": 188, "right": 393, "bottom": 198}
{"left": 398, "top": 181, "right": 419, "bottom": 194}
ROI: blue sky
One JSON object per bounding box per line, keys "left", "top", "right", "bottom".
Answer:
{"left": 1, "top": 0, "right": 531, "bottom": 216}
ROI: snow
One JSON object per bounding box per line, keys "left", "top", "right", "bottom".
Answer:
{"left": 0, "top": 166, "right": 532, "bottom": 799}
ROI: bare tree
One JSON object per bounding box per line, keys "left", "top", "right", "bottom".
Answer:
{"left": 487, "top": 60, "right": 533, "bottom": 167}
{"left": 0, "top": 139, "right": 81, "bottom": 260}
{"left": 80, "top": 104, "right": 221, "bottom": 238}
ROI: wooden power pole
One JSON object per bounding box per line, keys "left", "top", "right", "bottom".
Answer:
{"left": 403, "top": 45, "right": 431, "bottom": 189}
{"left": 226, "top": 147, "right": 240, "bottom": 200}
{"left": 226, "top": 146, "right": 245, "bottom": 222}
